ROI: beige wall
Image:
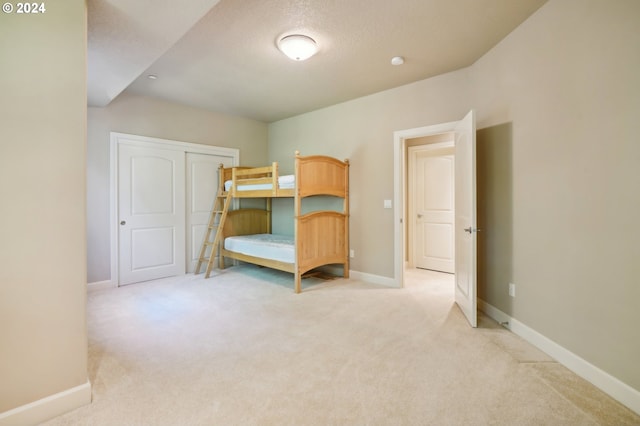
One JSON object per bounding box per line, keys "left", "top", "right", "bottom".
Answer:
{"left": 269, "top": 70, "right": 472, "bottom": 277}
{"left": 471, "top": 0, "right": 640, "bottom": 392}
{"left": 0, "top": 0, "right": 89, "bottom": 414}
{"left": 477, "top": 124, "right": 513, "bottom": 315}
{"left": 87, "top": 92, "right": 268, "bottom": 283}
{"left": 268, "top": 0, "right": 640, "bottom": 397}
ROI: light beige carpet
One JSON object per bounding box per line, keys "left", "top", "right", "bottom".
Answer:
{"left": 42, "top": 266, "right": 639, "bottom": 425}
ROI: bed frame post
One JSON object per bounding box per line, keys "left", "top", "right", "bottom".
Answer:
{"left": 218, "top": 163, "right": 225, "bottom": 193}
{"left": 294, "top": 151, "right": 302, "bottom": 293}
{"left": 266, "top": 198, "right": 272, "bottom": 234}
{"left": 344, "top": 158, "right": 350, "bottom": 279}
{"left": 217, "top": 163, "right": 226, "bottom": 270}
{"left": 231, "top": 167, "right": 237, "bottom": 197}
{"left": 271, "top": 162, "right": 278, "bottom": 197}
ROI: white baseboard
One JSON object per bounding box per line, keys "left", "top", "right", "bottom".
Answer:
{"left": 349, "top": 269, "right": 398, "bottom": 287}
{"left": 316, "top": 266, "right": 397, "bottom": 288}
{"left": 88, "top": 279, "right": 116, "bottom": 292}
{"left": 0, "top": 380, "right": 91, "bottom": 426}
{"left": 478, "top": 299, "right": 640, "bottom": 416}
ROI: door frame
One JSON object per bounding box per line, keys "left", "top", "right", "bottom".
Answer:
{"left": 393, "top": 121, "right": 459, "bottom": 288}
{"left": 110, "top": 132, "right": 239, "bottom": 286}
{"left": 407, "top": 141, "right": 455, "bottom": 271}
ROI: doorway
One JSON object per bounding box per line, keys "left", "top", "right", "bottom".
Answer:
{"left": 407, "top": 136, "right": 455, "bottom": 274}
{"left": 393, "top": 111, "right": 477, "bottom": 327}
{"left": 110, "top": 132, "right": 239, "bottom": 286}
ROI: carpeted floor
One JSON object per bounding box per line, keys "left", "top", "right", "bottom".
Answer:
{"left": 42, "top": 266, "right": 640, "bottom": 425}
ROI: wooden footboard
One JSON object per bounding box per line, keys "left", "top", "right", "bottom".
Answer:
{"left": 296, "top": 210, "right": 349, "bottom": 277}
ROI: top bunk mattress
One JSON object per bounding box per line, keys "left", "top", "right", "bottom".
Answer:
{"left": 224, "top": 233, "right": 294, "bottom": 264}
{"left": 225, "top": 175, "right": 295, "bottom": 192}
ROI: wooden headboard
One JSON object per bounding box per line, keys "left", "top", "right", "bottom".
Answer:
{"left": 296, "top": 154, "right": 350, "bottom": 198}
{"left": 223, "top": 209, "right": 270, "bottom": 237}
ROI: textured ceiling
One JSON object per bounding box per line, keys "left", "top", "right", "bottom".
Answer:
{"left": 88, "top": 0, "right": 547, "bottom": 122}
{"left": 87, "top": 0, "right": 222, "bottom": 106}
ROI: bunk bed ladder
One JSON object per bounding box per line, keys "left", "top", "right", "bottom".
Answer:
{"left": 195, "top": 190, "right": 232, "bottom": 278}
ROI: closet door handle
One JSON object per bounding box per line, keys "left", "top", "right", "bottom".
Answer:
{"left": 120, "top": 220, "right": 126, "bottom": 226}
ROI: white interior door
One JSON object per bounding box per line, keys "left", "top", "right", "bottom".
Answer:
{"left": 185, "top": 153, "right": 234, "bottom": 272}
{"left": 413, "top": 146, "right": 455, "bottom": 273}
{"left": 454, "top": 110, "right": 477, "bottom": 327}
{"left": 118, "top": 144, "right": 185, "bottom": 285}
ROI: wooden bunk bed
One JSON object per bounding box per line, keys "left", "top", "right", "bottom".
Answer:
{"left": 195, "top": 151, "right": 349, "bottom": 293}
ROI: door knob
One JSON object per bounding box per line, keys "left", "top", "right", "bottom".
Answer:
{"left": 120, "top": 220, "right": 126, "bottom": 225}
{"left": 417, "top": 214, "right": 423, "bottom": 218}
{"left": 464, "top": 227, "right": 481, "bottom": 233}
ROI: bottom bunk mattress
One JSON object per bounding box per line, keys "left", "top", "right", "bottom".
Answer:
{"left": 223, "top": 233, "right": 294, "bottom": 264}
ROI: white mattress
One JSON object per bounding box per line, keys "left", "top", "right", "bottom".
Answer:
{"left": 225, "top": 174, "right": 295, "bottom": 192}
{"left": 224, "top": 233, "right": 294, "bottom": 264}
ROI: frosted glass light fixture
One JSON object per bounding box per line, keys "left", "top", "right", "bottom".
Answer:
{"left": 277, "top": 34, "right": 318, "bottom": 61}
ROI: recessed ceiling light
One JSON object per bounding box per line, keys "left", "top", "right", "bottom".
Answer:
{"left": 391, "top": 56, "right": 404, "bottom": 66}
{"left": 277, "top": 34, "right": 319, "bottom": 61}
{"left": 147, "top": 74, "right": 158, "bottom": 80}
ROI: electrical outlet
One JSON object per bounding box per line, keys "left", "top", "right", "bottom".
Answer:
{"left": 508, "top": 283, "right": 516, "bottom": 298}
{"left": 350, "top": 249, "right": 355, "bottom": 258}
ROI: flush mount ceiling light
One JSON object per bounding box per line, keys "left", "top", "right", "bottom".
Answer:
{"left": 391, "top": 56, "right": 404, "bottom": 66}
{"left": 277, "top": 34, "right": 318, "bottom": 61}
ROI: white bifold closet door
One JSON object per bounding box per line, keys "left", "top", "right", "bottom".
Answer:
{"left": 118, "top": 143, "right": 232, "bottom": 285}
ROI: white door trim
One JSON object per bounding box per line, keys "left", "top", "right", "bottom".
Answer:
{"left": 393, "top": 121, "right": 458, "bottom": 288}
{"left": 110, "top": 132, "right": 239, "bottom": 286}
